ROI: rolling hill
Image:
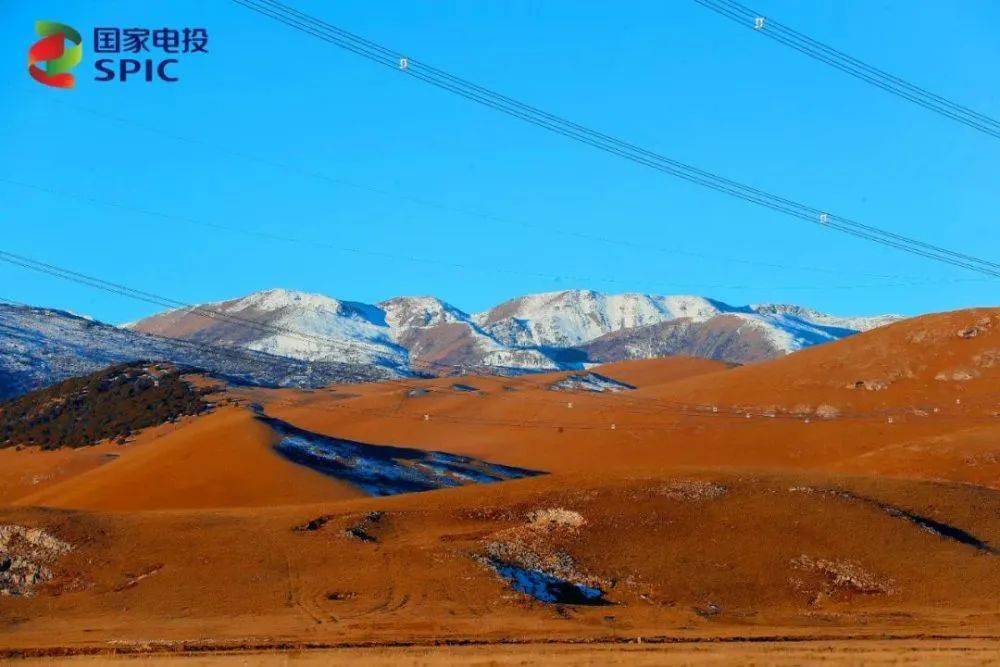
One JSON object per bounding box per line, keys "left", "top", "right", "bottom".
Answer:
{"left": 0, "top": 307, "right": 996, "bottom": 658}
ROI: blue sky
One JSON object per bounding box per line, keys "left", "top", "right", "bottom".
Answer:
{"left": 2, "top": 0, "right": 997, "bottom": 323}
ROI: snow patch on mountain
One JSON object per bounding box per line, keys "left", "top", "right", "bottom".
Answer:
{"left": 381, "top": 296, "right": 564, "bottom": 372}
{"left": 0, "top": 303, "right": 398, "bottom": 400}
{"left": 110, "top": 287, "right": 901, "bottom": 383}
{"left": 549, "top": 372, "right": 635, "bottom": 393}
{"left": 475, "top": 290, "right": 900, "bottom": 355}
{"left": 132, "top": 289, "right": 409, "bottom": 369}
{"left": 380, "top": 296, "right": 469, "bottom": 332}
{"left": 749, "top": 303, "right": 901, "bottom": 333}
{"left": 475, "top": 290, "right": 724, "bottom": 348}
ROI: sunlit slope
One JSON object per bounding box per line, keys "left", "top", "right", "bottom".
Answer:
{"left": 252, "top": 309, "right": 998, "bottom": 487}
{"left": 1, "top": 469, "right": 997, "bottom": 652}
{"left": 15, "top": 408, "right": 363, "bottom": 510}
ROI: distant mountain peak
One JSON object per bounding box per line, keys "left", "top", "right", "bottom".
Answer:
{"left": 126, "top": 287, "right": 901, "bottom": 371}
{"left": 218, "top": 288, "right": 385, "bottom": 324}
{"left": 379, "top": 296, "right": 469, "bottom": 331}
{"left": 0, "top": 302, "right": 397, "bottom": 400}
{"left": 3, "top": 288, "right": 903, "bottom": 400}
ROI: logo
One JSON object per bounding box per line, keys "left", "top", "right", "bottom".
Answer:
{"left": 28, "top": 21, "right": 83, "bottom": 88}
{"left": 93, "top": 27, "right": 208, "bottom": 83}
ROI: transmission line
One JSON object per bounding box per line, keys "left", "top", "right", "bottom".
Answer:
{"left": 230, "top": 0, "right": 1000, "bottom": 278}
{"left": 21, "top": 93, "right": 930, "bottom": 283}
{"left": 0, "top": 249, "right": 563, "bottom": 376}
{"left": 2, "top": 177, "right": 985, "bottom": 292}
{"left": 0, "top": 295, "right": 381, "bottom": 384}
{"left": 3, "top": 289, "right": 992, "bottom": 425}
{"left": 693, "top": 0, "right": 1000, "bottom": 140}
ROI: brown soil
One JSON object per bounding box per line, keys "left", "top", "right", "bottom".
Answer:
{"left": 11, "top": 408, "right": 363, "bottom": 510}
{"left": 10, "top": 639, "right": 1000, "bottom": 665}
{"left": 0, "top": 308, "right": 997, "bottom": 659}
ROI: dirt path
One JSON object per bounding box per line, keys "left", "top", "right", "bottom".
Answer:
{"left": 9, "top": 639, "right": 1000, "bottom": 665}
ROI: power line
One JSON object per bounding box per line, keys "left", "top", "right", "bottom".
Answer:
{"left": 0, "top": 295, "right": 383, "bottom": 384}
{"left": 230, "top": 0, "right": 1000, "bottom": 278}
{"left": 4, "top": 290, "right": 993, "bottom": 427}
{"left": 7, "top": 244, "right": 983, "bottom": 394}
{"left": 0, "top": 248, "right": 862, "bottom": 381}
{"left": 0, "top": 249, "right": 566, "bottom": 376}
{"left": 692, "top": 0, "right": 1000, "bottom": 140}
{"left": 2, "top": 176, "right": 985, "bottom": 293}
{"left": 0, "top": 295, "right": 761, "bottom": 426}
{"left": 11, "top": 91, "right": 947, "bottom": 285}
{"left": 0, "top": 251, "right": 402, "bottom": 366}
{"left": 4, "top": 275, "right": 994, "bottom": 428}
{"left": 249, "top": 0, "right": 997, "bottom": 275}
{"left": 0, "top": 293, "right": 779, "bottom": 424}
{"left": 3, "top": 242, "right": 997, "bottom": 403}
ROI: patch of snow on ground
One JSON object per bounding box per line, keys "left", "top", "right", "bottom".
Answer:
{"left": 263, "top": 416, "right": 543, "bottom": 496}
{"left": 549, "top": 372, "right": 635, "bottom": 393}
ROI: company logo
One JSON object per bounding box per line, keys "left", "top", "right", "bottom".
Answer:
{"left": 93, "top": 27, "right": 208, "bottom": 83}
{"left": 28, "top": 21, "right": 83, "bottom": 88}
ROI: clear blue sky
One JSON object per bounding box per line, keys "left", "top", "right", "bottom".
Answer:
{"left": 2, "top": 0, "right": 997, "bottom": 323}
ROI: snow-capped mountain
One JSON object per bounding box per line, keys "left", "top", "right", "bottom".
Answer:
{"left": 747, "top": 303, "right": 897, "bottom": 334}
{"left": 477, "top": 291, "right": 729, "bottom": 348}
{"left": 0, "top": 302, "right": 399, "bottom": 400}
{"left": 131, "top": 289, "right": 409, "bottom": 370}
{"left": 0, "top": 289, "right": 898, "bottom": 397}
{"left": 380, "top": 296, "right": 469, "bottom": 330}
{"left": 0, "top": 289, "right": 899, "bottom": 400}
{"left": 127, "top": 288, "right": 900, "bottom": 375}
{"left": 474, "top": 290, "right": 898, "bottom": 353}
{"left": 379, "top": 296, "right": 563, "bottom": 371}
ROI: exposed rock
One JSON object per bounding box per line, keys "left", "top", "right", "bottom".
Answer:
{"left": 293, "top": 515, "right": 333, "bottom": 532}
{"left": 326, "top": 591, "right": 357, "bottom": 601}
{"left": 848, "top": 379, "right": 888, "bottom": 391}
{"left": 526, "top": 508, "right": 587, "bottom": 531}
{"left": 693, "top": 602, "right": 722, "bottom": 618}
{"left": 935, "top": 369, "right": 979, "bottom": 382}
{"left": 815, "top": 404, "right": 841, "bottom": 420}
{"left": 479, "top": 507, "right": 607, "bottom": 604}
{"left": 790, "top": 555, "right": 894, "bottom": 604}
{"left": 973, "top": 350, "right": 999, "bottom": 369}
{"left": 0, "top": 525, "right": 72, "bottom": 597}
{"left": 652, "top": 480, "right": 727, "bottom": 501}
{"left": 343, "top": 511, "right": 384, "bottom": 543}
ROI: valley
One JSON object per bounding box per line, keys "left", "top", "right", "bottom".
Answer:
{"left": 0, "top": 306, "right": 996, "bottom": 661}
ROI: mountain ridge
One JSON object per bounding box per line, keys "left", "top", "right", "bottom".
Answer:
{"left": 128, "top": 288, "right": 901, "bottom": 372}
{"left": 0, "top": 302, "right": 399, "bottom": 400}
{"left": 0, "top": 288, "right": 902, "bottom": 400}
